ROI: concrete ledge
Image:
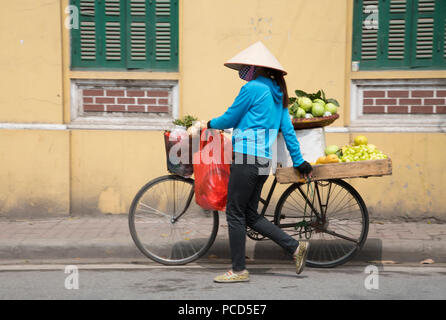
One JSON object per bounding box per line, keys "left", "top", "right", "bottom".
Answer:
{"left": 0, "top": 237, "right": 444, "bottom": 266}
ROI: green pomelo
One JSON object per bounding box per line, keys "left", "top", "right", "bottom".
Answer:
{"left": 325, "top": 103, "right": 338, "bottom": 114}
{"left": 298, "top": 97, "right": 313, "bottom": 112}
{"left": 311, "top": 103, "right": 325, "bottom": 117}
{"left": 325, "top": 145, "right": 340, "bottom": 155}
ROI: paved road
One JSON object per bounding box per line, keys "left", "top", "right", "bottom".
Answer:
{"left": 0, "top": 263, "right": 445, "bottom": 300}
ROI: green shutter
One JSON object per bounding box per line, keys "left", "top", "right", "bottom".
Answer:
{"left": 353, "top": 0, "right": 379, "bottom": 67}
{"left": 127, "top": 0, "right": 149, "bottom": 68}
{"left": 410, "top": 0, "right": 446, "bottom": 68}
{"left": 352, "top": 0, "right": 413, "bottom": 69}
{"left": 71, "top": 0, "right": 99, "bottom": 68}
{"left": 126, "top": 0, "right": 178, "bottom": 71}
{"left": 352, "top": 0, "right": 446, "bottom": 70}
{"left": 151, "top": 0, "right": 179, "bottom": 71}
{"left": 381, "top": 0, "right": 413, "bottom": 68}
{"left": 71, "top": 0, "right": 178, "bottom": 71}
{"left": 102, "top": 0, "right": 127, "bottom": 68}
{"left": 72, "top": 0, "right": 126, "bottom": 69}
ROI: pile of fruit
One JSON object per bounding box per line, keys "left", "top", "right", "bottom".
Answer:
{"left": 289, "top": 89, "right": 340, "bottom": 119}
{"left": 313, "top": 135, "right": 388, "bottom": 165}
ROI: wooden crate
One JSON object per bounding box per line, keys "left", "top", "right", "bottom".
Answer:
{"left": 275, "top": 158, "right": 392, "bottom": 184}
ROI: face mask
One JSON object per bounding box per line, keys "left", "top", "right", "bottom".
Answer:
{"left": 239, "top": 65, "right": 257, "bottom": 81}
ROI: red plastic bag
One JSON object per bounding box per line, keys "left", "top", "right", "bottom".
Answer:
{"left": 193, "top": 129, "right": 232, "bottom": 211}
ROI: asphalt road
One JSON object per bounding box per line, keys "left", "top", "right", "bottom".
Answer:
{"left": 0, "top": 263, "right": 445, "bottom": 300}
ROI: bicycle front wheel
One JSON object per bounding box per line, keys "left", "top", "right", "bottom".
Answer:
{"left": 274, "top": 179, "right": 369, "bottom": 268}
{"left": 129, "top": 175, "right": 219, "bottom": 265}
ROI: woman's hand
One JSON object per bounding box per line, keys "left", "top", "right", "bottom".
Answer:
{"left": 187, "top": 120, "right": 207, "bottom": 137}
{"left": 296, "top": 161, "right": 313, "bottom": 181}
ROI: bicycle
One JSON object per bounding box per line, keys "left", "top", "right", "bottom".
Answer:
{"left": 128, "top": 171, "right": 369, "bottom": 268}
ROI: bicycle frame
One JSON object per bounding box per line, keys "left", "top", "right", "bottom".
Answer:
{"left": 129, "top": 173, "right": 367, "bottom": 267}
{"left": 258, "top": 177, "right": 325, "bottom": 222}
{"left": 259, "top": 177, "right": 360, "bottom": 245}
{"left": 173, "top": 175, "right": 359, "bottom": 246}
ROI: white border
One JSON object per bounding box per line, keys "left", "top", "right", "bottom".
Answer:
{"left": 70, "top": 79, "right": 179, "bottom": 130}
{"left": 1, "top": 123, "right": 444, "bottom": 133}
{"left": 349, "top": 79, "right": 446, "bottom": 132}
{"left": 0, "top": 123, "right": 67, "bottom": 130}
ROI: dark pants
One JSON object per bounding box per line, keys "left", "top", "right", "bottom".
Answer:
{"left": 226, "top": 153, "right": 299, "bottom": 272}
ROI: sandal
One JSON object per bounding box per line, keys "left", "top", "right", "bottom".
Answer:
{"left": 294, "top": 241, "right": 310, "bottom": 275}
{"left": 214, "top": 270, "right": 250, "bottom": 283}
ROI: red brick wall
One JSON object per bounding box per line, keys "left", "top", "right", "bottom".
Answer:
{"left": 363, "top": 89, "right": 446, "bottom": 115}
{"left": 82, "top": 88, "right": 170, "bottom": 113}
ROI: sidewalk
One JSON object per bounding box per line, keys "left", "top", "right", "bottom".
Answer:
{"left": 0, "top": 215, "right": 445, "bottom": 265}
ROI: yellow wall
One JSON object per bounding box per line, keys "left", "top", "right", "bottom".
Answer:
{"left": 182, "top": 0, "right": 348, "bottom": 126}
{"left": 0, "top": 130, "right": 69, "bottom": 217}
{"left": 0, "top": 0, "right": 63, "bottom": 123}
{"left": 326, "top": 133, "right": 446, "bottom": 221}
{"left": 0, "top": 0, "right": 444, "bottom": 220}
{"left": 66, "top": 0, "right": 352, "bottom": 216}
{"left": 70, "top": 130, "right": 166, "bottom": 215}
{"left": 0, "top": 0, "right": 68, "bottom": 217}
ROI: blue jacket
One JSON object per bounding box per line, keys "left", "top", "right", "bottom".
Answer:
{"left": 210, "top": 76, "right": 304, "bottom": 167}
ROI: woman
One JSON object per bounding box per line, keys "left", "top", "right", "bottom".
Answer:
{"left": 207, "top": 42, "right": 313, "bottom": 283}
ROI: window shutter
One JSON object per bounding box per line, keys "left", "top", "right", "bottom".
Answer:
{"left": 126, "top": 0, "right": 178, "bottom": 70}
{"left": 72, "top": 0, "right": 178, "bottom": 71}
{"left": 72, "top": 0, "right": 126, "bottom": 69}
{"left": 352, "top": 0, "right": 380, "bottom": 67}
{"left": 444, "top": 13, "right": 446, "bottom": 61}
{"left": 353, "top": 0, "right": 446, "bottom": 70}
{"left": 411, "top": 0, "right": 446, "bottom": 68}
{"left": 102, "top": 0, "right": 127, "bottom": 68}
{"left": 71, "top": 0, "right": 98, "bottom": 68}
{"left": 353, "top": 0, "right": 413, "bottom": 69}
{"left": 151, "top": 0, "right": 179, "bottom": 71}
{"left": 444, "top": 12, "right": 446, "bottom": 60}
{"left": 385, "top": 0, "right": 411, "bottom": 67}
{"left": 127, "top": 0, "right": 149, "bottom": 68}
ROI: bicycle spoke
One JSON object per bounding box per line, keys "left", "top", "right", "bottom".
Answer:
{"left": 138, "top": 202, "right": 172, "bottom": 219}
{"left": 276, "top": 179, "right": 368, "bottom": 267}
{"left": 328, "top": 222, "right": 360, "bottom": 238}
{"left": 289, "top": 192, "right": 308, "bottom": 213}
{"left": 330, "top": 197, "right": 358, "bottom": 217}
{"left": 325, "top": 184, "right": 344, "bottom": 212}
{"left": 296, "top": 184, "right": 321, "bottom": 218}
{"left": 322, "top": 229, "right": 360, "bottom": 245}
{"left": 328, "top": 189, "right": 350, "bottom": 216}
{"left": 129, "top": 176, "right": 218, "bottom": 265}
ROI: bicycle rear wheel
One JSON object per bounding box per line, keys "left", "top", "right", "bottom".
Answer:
{"left": 129, "top": 175, "right": 219, "bottom": 265}
{"left": 274, "top": 179, "right": 368, "bottom": 268}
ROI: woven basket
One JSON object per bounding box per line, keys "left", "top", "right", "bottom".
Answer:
{"left": 164, "top": 131, "right": 194, "bottom": 177}
{"left": 291, "top": 113, "right": 339, "bottom": 130}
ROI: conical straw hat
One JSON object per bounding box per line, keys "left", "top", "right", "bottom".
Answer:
{"left": 224, "top": 41, "right": 287, "bottom": 75}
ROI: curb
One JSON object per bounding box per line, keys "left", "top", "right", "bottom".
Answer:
{"left": 0, "top": 238, "right": 445, "bottom": 265}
